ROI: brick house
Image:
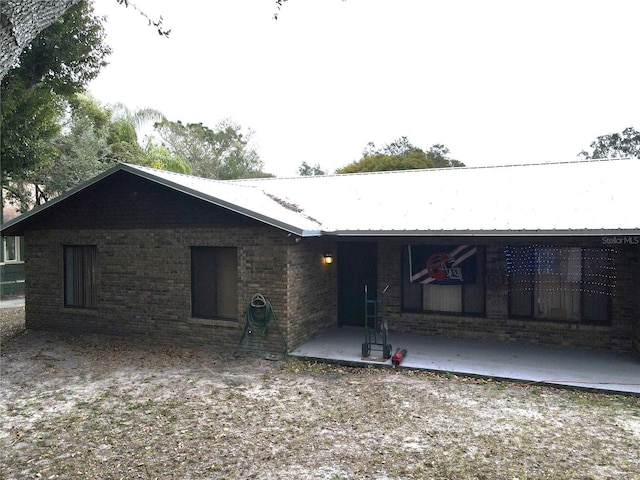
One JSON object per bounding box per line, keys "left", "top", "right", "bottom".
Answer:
{"left": 1, "top": 194, "right": 25, "bottom": 296}
{"left": 2, "top": 159, "right": 639, "bottom": 355}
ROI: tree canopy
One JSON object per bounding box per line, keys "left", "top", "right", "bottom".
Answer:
{"left": 1, "top": 1, "right": 110, "bottom": 181}
{"left": 579, "top": 127, "right": 640, "bottom": 160}
{"left": 154, "top": 118, "right": 270, "bottom": 180}
{"left": 143, "top": 139, "right": 190, "bottom": 174}
{"left": 32, "top": 94, "right": 114, "bottom": 205}
{"left": 2, "top": 2, "right": 267, "bottom": 212}
{"left": 336, "top": 137, "right": 464, "bottom": 174}
{"left": 0, "top": 0, "right": 171, "bottom": 80}
{"left": 297, "top": 162, "right": 327, "bottom": 176}
{"left": 0, "top": 0, "right": 82, "bottom": 80}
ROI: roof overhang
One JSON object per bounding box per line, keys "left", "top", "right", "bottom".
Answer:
{"left": 325, "top": 229, "right": 640, "bottom": 237}
{"left": 0, "top": 164, "right": 323, "bottom": 237}
{"left": 3, "top": 159, "right": 639, "bottom": 240}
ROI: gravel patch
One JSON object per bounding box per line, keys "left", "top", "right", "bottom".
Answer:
{"left": 0, "top": 306, "right": 25, "bottom": 343}
{"left": 1, "top": 310, "right": 639, "bottom": 479}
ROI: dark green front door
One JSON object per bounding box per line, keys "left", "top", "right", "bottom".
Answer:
{"left": 337, "top": 241, "right": 377, "bottom": 327}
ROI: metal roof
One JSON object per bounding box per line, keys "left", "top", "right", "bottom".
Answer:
{"left": 236, "top": 158, "right": 640, "bottom": 236}
{"left": 2, "top": 158, "right": 639, "bottom": 237}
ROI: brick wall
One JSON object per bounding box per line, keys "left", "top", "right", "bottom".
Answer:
{"left": 286, "top": 238, "right": 336, "bottom": 349}
{"left": 21, "top": 226, "right": 638, "bottom": 355}
{"left": 24, "top": 226, "right": 300, "bottom": 354}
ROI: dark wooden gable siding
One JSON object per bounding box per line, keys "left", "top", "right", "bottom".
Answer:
{"left": 25, "top": 171, "right": 262, "bottom": 230}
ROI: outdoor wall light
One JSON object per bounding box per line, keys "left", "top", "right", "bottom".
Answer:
{"left": 323, "top": 253, "right": 334, "bottom": 265}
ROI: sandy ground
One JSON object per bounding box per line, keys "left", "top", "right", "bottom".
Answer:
{"left": 1, "top": 307, "right": 639, "bottom": 479}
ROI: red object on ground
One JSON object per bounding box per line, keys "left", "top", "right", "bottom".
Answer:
{"left": 392, "top": 347, "right": 407, "bottom": 366}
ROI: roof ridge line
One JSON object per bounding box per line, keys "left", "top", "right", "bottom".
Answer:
{"left": 232, "top": 157, "right": 639, "bottom": 181}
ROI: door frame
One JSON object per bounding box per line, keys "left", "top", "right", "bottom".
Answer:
{"left": 337, "top": 240, "right": 377, "bottom": 327}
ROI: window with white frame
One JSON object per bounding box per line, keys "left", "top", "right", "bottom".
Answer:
{"left": 2, "top": 236, "right": 23, "bottom": 263}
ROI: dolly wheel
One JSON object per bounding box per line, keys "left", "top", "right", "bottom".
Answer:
{"left": 383, "top": 344, "right": 392, "bottom": 359}
{"left": 362, "top": 343, "right": 371, "bottom": 357}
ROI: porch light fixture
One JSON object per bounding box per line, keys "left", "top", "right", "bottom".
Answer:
{"left": 323, "top": 253, "right": 334, "bottom": 265}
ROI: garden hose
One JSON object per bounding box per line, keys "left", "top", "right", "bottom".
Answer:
{"left": 233, "top": 293, "right": 288, "bottom": 359}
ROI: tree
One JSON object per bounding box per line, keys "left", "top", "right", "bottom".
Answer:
{"left": 337, "top": 137, "right": 463, "bottom": 174}
{"left": 113, "top": 0, "right": 171, "bottom": 37}
{"left": 1, "top": 78, "right": 65, "bottom": 184}
{"left": 0, "top": 0, "right": 83, "bottom": 80}
{"left": 338, "top": 151, "right": 434, "bottom": 174}
{"left": 106, "top": 103, "right": 165, "bottom": 164}
{"left": 3, "top": 93, "right": 113, "bottom": 210}
{"left": 10, "top": 1, "right": 111, "bottom": 96}
{"left": 0, "top": 1, "right": 172, "bottom": 212}
{"left": 0, "top": 0, "right": 169, "bottom": 80}
{"left": 297, "top": 162, "right": 326, "bottom": 176}
{"left": 154, "top": 118, "right": 268, "bottom": 179}
{"left": 426, "top": 144, "right": 466, "bottom": 168}
{"left": 33, "top": 94, "right": 114, "bottom": 204}
{"left": 4, "top": 93, "right": 197, "bottom": 210}
{"left": 379, "top": 136, "right": 422, "bottom": 157}
{"left": 143, "top": 138, "right": 190, "bottom": 174}
{"left": 1, "top": 1, "right": 111, "bottom": 186}
{"left": 579, "top": 127, "right": 640, "bottom": 159}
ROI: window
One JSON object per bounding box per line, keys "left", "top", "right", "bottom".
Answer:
{"left": 505, "top": 245, "right": 615, "bottom": 324}
{"left": 191, "top": 247, "right": 238, "bottom": 320}
{"left": 1, "top": 236, "right": 23, "bottom": 263}
{"left": 402, "top": 245, "right": 485, "bottom": 315}
{"left": 64, "top": 245, "right": 97, "bottom": 308}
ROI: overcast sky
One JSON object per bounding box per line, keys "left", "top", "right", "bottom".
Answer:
{"left": 88, "top": 0, "right": 640, "bottom": 176}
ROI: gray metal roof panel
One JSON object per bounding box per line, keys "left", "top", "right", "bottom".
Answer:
{"left": 236, "top": 158, "right": 640, "bottom": 235}
{"left": 2, "top": 158, "right": 638, "bottom": 237}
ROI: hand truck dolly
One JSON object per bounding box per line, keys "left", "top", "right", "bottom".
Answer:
{"left": 362, "top": 284, "right": 392, "bottom": 359}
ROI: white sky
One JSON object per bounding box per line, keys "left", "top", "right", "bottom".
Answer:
{"left": 88, "top": 0, "right": 640, "bottom": 177}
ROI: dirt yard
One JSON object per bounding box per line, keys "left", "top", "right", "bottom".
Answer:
{"left": 1, "top": 306, "right": 639, "bottom": 479}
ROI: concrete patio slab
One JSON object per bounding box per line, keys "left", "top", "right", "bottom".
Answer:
{"left": 290, "top": 327, "right": 640, "bottom": 394}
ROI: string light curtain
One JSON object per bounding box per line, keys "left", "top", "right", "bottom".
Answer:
{"left": 505, "top": 245, "right": 616, "bottom": 323}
